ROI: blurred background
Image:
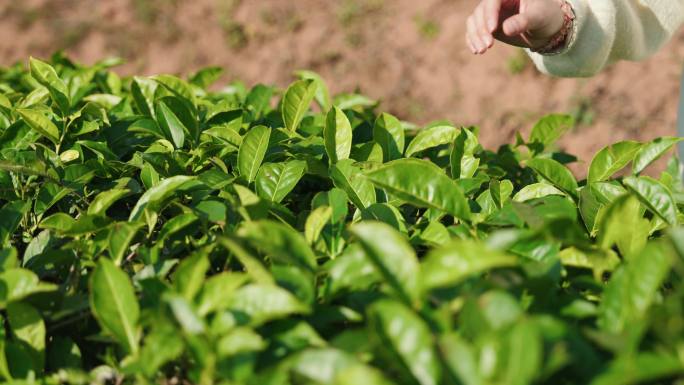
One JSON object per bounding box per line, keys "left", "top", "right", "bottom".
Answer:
{"left": 1, "top": 0, "right": 683, "bottom": 171}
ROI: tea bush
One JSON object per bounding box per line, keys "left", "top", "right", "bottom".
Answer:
{"left": 0, "top": 54, "right": 683, "bottom": 385}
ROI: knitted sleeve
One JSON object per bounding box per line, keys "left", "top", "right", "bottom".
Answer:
{"left": 526, "top": 0, "right": 684, "bottom": 77}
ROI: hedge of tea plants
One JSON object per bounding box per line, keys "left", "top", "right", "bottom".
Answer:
{"left": 0, "top": 54, "right": 683, "bottom": 385}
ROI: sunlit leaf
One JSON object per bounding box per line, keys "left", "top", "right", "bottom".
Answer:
{"left": 238, "top": 125, "right": 271, "bottom": 183}
{"left": 421, "top": 239, "right": 517, "bottom": 290}
{"left": 324, "top": 106, "right": 353, "bottom": 163}
{"left": 373, "top": 113, "right": 405, "bottom": 161}
{"left": 282, "top": 79, "right": 317, "bottom": 132}
{"left": 256, "top": 160, "right": 307, "bottom": 203}
{"left": 90, "top": 258, "right": 140, "bottom": 354}
{"left": 588, "top": 141, "right": 642, "bottom": 183}
{"left": 405, "top": 124, "right": 458, "bottom": 157}
{"left": 350, "top": 222, "right": 421, "bottom": 306}
{"left": 364, "top": 159, "right": 470, "bottom": 220}
{"left": 368, "top": 299, "right": 440, "bottom": 385}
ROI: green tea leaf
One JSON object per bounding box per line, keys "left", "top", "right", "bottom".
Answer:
{"left": 559, "top": 247, "right": 621, "bottom": 280}
{"left": 219, "top": 237, "right": 275, "bottom": 285}
{"left": 590, "top": 352, "right": 684, "bottom": 385}
{"left": 59, "top": 149, "right": 79, "bottom": 163}
{"left": 305, "top": 206, "right": 333, "bottom": 245}
{"left": 238, "top": 125, "right": 271, "bottom": 183}
{"left": 351, "top": 142, "right": 384, "bottom": 163}
{"left": 108, "top": 222, "right": 142, "bottom": 265}
{"left": 578, "top": 186, "right": 603, "bottom": 236}
{"left": 0, "top": 268, "right": 56, "bottom": 307}
{"left": 599, "top": 241, "right": 673, "bottom": 334}
{"left": 238, "top": 220, "right": 317, "bottom": 271}
{"left": 197, "top": 273, "right": 249, "bottom": 316}
{"left": 528, "top": 114, "right": 573, "bottom": 153}
{"left": 29, "top": 57, "right": 70, "bottom": 114}
{"left": 330, "top": 159, "right": 376, "bottom": 210}
{"left": 334, "top": 364, "right": 394, "bottom": 385}
{"left": 151, "top": 74, "right": 196, "bottom": 109}
{"left": 7, "top": 302, "right": 45, "bottom": 371}
{"left": 513, "top": 182, "right": 566, "bottom": 202}
{"left": 88, "top": 188, "right": 130, "bottom": 216}
{"left": 256, "top": 160, "right": 307, "bottom": 203}
{"left": 129, "top": 175, "right": 195, "bottom": 221}
{"left": 405, "top": 124, "right": 458, "bottom": 157}
{"left": 364, "top": 159, "right": 470, "bottom": 220}
{"left": 245, "top": 84, "right": 274, "bottom": 119}
{"left": 326, "top": 243, "right": 379, "bottom": 296}
{"left": 633, "top": 137, "right": 683, "bottom": 174}
{"left": 296, "top": 70, "right": 332, "bottom": 111}
{"left": 439, "top": 334, "right": 480, "bottom": 385}
{"left": 157, "top": 213, "right": 199, "bottom": 242}
{"left": 189, "top": 66, "right": 223, "bottom": 88}
{"left": 164, "top": 294, "right": 205, "bottom": 334}
{"left": 89, "top": 258, "right": 140, "bottom": 353}
{"left": 350, "top": 222, "right": 421, "bottom": 306}
{"left": 227, "top": 284, "right": 309, "bottom": 326}
{"left": 526, "top": 158, "right": 578, "bottom": 198}
{"left": 588, "top": 141, "right": 642, "bottom": 183}
{"left": 290, "top": 348, "right": 359, "bottom": 384}
{"left": 590, "top": 181, "right": 628, "bottom": 205}
{"left": 216, "top": 327, "right": 267, "bottom": 357}
{"left": 324, "top": 106, "right": 353, "bottom": 163}
{"left": 61, "top": 214, "right": 112, "bottom": 236}
{"left": 131, "top": 76, "right": 157, "bottom": 116}
{"left": 360, "top": 203, "right": 407, "bottom": 233}
{"left": 155, "top": 99, "right": 187, "bottom": 149}
{"left": 0, "top": 201, "right": 30, "bottom": 247}
{"left": 373, "top": 113, "right": 405, "bottom": 161}
{"left": 421, "top": 240, "right": 517, "bottom": 290}
{"left": 0, "top": 249, "right": 18, "bottom": 272}
{"left": 450, "top": 127, "right": 479, "bottom": 179}
{"left": 368, "top": 299, "right": 440, "bottom": 385}
{"left": 0, "top": 120, "right": 41, "bottom": 151}
{"left": 173, "top": 250, "right": 210, "bottom": 301}
{"left": 503, "top": 320, "right": 542, "bottom": 385}
{"left": 622, "top": 176, "right": 678, "bottom": 225}
{"left": 597, "top": 194, "right": 649, "bottom": 257}
{"left": 0, "top": 93, "right": 10, "bottom": 113}
{"left": 16, "top": 108, "right": 60, "bottom": 145}
{"left": 122, "top": 324, "right": 183, "bottom": 377}
{"left": 282, "top": 79, "right": 317, "bottom": 132}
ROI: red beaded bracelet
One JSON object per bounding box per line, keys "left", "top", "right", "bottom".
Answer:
{"left": 530, "top": 0, "right": 576, "bottom": 54}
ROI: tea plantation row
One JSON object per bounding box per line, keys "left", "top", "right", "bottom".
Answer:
{"left": 0, "top": 54, "right": 683, "bottom": 385}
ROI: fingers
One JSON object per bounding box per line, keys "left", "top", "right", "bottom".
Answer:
{"left": 502, "top": 13, "right": 529, "bottom": 37}
{"left": 483, "top": 0, "right": 501, "bottom": 32}
{"left": 475, "top": 6, "right": 493, "bottom": 48}
{"left": 466, "top": 0, "right": 501, "bottom": 54}
{"left": 466, "top": 15, "right": 486, "bottom": 54}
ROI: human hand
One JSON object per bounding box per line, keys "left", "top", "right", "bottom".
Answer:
{"left": 466, "top": 0, "right": 566, "bottom": 54}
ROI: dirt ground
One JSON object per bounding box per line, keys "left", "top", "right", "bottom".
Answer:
{"left": 1, "top": 0, "right": 683, "bottom": 174}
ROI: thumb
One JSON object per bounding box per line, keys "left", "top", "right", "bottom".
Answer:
{"left": 502, "top": 13, "right": 529, "bottom": 37}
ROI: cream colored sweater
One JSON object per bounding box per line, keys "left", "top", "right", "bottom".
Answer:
{"left": 527, "top": 0, "right": 684, "bottom": 77}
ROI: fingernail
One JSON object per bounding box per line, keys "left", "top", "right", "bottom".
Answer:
{"left": 485, "top": 35, "right": 493, "bottom": 46}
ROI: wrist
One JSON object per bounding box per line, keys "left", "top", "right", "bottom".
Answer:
{"left": 532, "top": 0, "right": 575, "bottom": 54}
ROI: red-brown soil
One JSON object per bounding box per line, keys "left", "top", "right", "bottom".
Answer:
{"left": 1, "top": 0, "right": 683, "bottom": 175}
